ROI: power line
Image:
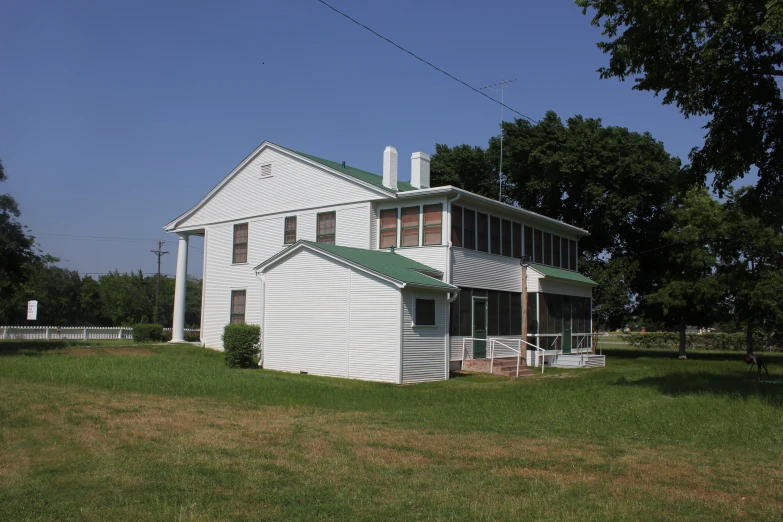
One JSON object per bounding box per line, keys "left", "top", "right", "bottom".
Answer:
{"left": 31, "top": 232, "right": 203, "bottom": 250}
{"left": 314, "top": 0, "right": 537, "bottom": 123}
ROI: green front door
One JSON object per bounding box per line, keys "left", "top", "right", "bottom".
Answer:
{"left": 562, "top": 299, "right": 572, "bottom": 353}
{"left": 473, "top": 299, "right": 487, "bottom": 359}
{"left": 562, "top": 328, "right": 572, "bottom": 353}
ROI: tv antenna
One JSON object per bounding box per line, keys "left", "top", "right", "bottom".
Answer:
{"left": 480, "top": 79, "right": 517, "bottom": 201}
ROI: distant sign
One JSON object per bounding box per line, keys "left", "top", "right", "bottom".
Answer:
{"left": 27, "top": 300, "right": 38, "bottom": 321}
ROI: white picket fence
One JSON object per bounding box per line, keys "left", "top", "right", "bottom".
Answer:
{"left": 0, "top": 326, "right": 200, "bottom": 341}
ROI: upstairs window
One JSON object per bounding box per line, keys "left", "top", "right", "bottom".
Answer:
{"left": 284, "top": 216, "right": 297, "bottom": 244}
{"left": 464, "top": 208, "right": 476, "bottom": 250}
{"left": 513, "top": 222, "right": 522, "bottom": 258}
{"left": 524, "top": 225, "right": 533, "bottom": 259}
{"left": 490, "top": 216, "right": 501, "bottom": 255}
{"left": 544, "top": 232, "right": 552, "bottom": 265}
{"left": 477, "top": 213, "right": 489, "bottom": 252}
{"left": 533, "top": 229, "right": 543, "bottom": 264}
{"left": 233, "top": 223, "right": 248, "bottom": 263}
{"left": 562, "top": 237, "right": 570, "bottom": 269}
{"left": 569, "top": 239, "right": 577, "bottom": 270}
{"left": 501, "top": 219, "right": 512, "bottom": 257}
{"left": 230, "top": 290, "right": 246, "bottom": 324}
{"left": 552, "top": 234, "right": 561, "bottom": 268}
{"left": 422, "top": 204, "right": 442, "bottom": 245}
{"left": 451, "top": 204, "right": 463, "bottom": 247}
{"left": 379, "top": 208, "right": 397, "bottom": 248}
{"left": 401, "top": 206, "right": 420, "bottom": 247}
{"left": 317, "top": 212, "right": 336, "bottom": 245}
{"left": 415, "top": 299, "right": 436, "bottom": 326}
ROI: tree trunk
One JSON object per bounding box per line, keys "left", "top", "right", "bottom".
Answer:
{"left": 746, "top": 319, "right": 754, "bottom": 356}
{"left": 678, "top": 318, "right": 687, "bottom": 359}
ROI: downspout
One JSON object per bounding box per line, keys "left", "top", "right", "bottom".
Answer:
{"left": 255, "top": 269, "right": 266, "bottom": 367}
{"left": 444, "top": 191, "right": 461, "bottom": 379}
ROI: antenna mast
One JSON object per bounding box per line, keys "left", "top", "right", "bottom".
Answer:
{"left": 480, "top": 79, "right": 517, "bottom": 201}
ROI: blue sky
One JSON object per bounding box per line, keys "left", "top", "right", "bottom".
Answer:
{"left": 1, "top": 0, "right": 734, "bottom": 278}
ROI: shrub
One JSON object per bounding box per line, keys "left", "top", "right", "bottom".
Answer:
{"left": 132, "top": 323, "right": 164, "bottom": 343}
{"left": 626, "top": 332, "right": 778, "bottom": 351}
{"left": 222, "top": 324, "right": 261, "bottom": 368}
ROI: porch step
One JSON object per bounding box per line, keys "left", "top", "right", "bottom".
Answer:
{"left": 463, "top": 357, "right": 534, "bottom": 377}
{"left": 550, "top": 354, "right": 606, "bottom": 368}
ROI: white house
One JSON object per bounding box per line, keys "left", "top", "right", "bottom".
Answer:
{"left": 164, "top": 141, "right": 598, "bottom": 383}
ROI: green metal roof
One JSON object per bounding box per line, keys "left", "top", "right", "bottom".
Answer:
{"left": 532, "top": 264, "right": 597, "bottom": 285}
{"left": 301, "top": 241, "right": 455, "bottom": 290}
{"left": 280, "top": 146, "right": 417, "bottom": 193}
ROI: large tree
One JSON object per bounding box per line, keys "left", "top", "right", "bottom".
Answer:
{"left": 0, "top": 158, "right": 42, "bottom": 324}
{"left": 646, "top": 188, "right": 723, "bottom": 357}
{"left": 577, "top": 0, "right": 783, "bottom": 209}
{"left": 431, "top": 112, "right": 691, "bottom": 327}
{"left": 714, "top": 187, "right": 783, "bottom": 354}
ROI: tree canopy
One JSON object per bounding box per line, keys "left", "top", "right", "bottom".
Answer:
{"left": 577, "top": 0, "right": 783, "bottom": 211}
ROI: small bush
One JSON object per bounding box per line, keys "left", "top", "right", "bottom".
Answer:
{"left": 132, "top": 323, "right": 164, "bottom": 343}
{"left": 626, "top": 332, "right": 779, "bottom": 351}
{"left": 222, "top": 324, "right": 260, "bottom": 368}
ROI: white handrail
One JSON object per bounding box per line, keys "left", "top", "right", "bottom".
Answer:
{"left": 489, "top": 339, "right": 523, "bottom": 377}
{"left": 460, "top": 337, "right": 487, "bottom": 370}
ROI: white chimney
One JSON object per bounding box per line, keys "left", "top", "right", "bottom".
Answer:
{"left": 383, "top": 146, "right": 398, "bottom": 190}
{"left": 411, "top": 152, "right": 431, "bottom": 189}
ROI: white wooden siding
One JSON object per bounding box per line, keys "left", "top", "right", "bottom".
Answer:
{"left": 337, "top": 206, "right": 370, "bottom": 249}
{"left": 262, "top": 249, "right": 401, "bottom": 382}
{"left": 179, "top": 147, "right": 386, "bottom": 229}
{"left": 348, "top": 271, "right": 400, "bottom": 383}
{"left": 402, "top": 290, "right": 447, "bottom": 383}
{"left": 264, "top": 249, "right": 350, "bottom": 378}
{"left": 539, "top": 279, "right": 593, "bottom": 298}
{"left": 201, "top": 223, "right": 262, "bottom": 349}
{"left": 451, "top": 248, "right": 523, "bottom": 292}
{"left": 200, "top": 202, "right": 375, "bottom": 349}
{"left": 527, "top": 268, "right": 542, "bottom": 293}
{"left": 396, "top": 245, "right": 448, "bottom": 275}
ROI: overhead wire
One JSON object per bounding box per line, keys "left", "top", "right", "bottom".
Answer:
{"left": 313, "top": 0, "right": 537, "bottom": 123}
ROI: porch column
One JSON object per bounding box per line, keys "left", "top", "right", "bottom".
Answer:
{"left": 171, "top": 232, "right": 189, "bottom": 343}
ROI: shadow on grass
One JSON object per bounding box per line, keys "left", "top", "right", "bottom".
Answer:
{"left": 0, "top": 340, "right": 141, "bottom": 356}
{"left": 614, "top": 371, "right": 783, "bottom": 407}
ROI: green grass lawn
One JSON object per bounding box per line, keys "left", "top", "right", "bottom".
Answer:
{"left": 1, "top": 341, "right": 782, "bottom": 521}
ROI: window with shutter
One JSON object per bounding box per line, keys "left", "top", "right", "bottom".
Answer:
{"left": 284, "top": 216, "right": 297, "bottom": 244}
{"left": 230, "top": 290, "right": 246, "bottom": 324}
{"left": 422, "top": 204, "right": 442, "bottom": 245}
{"left": 379, "top": 208, "right": 397, "bottom": 248}
{"left": 401, "top": 206, "right": 420, "bottom": 247}
{"left": 233, "top": 224, "right": 248, "bottom": 263}
{"left": 317, "top": 212, "right": 336, "bottom": 244}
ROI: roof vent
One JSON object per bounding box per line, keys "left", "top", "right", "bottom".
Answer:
{"left": 383, "top": 146, "right": 398, "bottom": 191}
{"left": 342, "top": 161, "right": 346, "bottom": 168}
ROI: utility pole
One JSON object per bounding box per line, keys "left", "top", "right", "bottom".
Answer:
{"left": 150, "top": 241, "right": 169, "bottom": 323}
{"left": 480, "top": 79, "right": 517, "bottom": 201}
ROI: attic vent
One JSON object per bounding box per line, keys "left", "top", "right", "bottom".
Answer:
{"left": 260, "top": 164, "right": 272, "bottom": 178}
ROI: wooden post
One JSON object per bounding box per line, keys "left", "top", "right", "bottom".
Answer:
{"left": 520, "top": 257, "right": 530, "bottom": 358}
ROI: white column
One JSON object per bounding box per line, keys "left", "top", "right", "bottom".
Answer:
{"left": 171, "top": 232, "right": 189, "bottom": 343}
